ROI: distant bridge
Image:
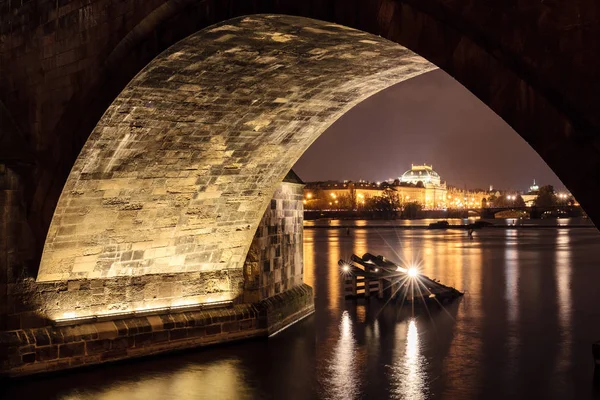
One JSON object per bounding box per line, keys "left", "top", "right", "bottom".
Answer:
{"left": 448, "top": 206, "right": 584, "bottom": 219}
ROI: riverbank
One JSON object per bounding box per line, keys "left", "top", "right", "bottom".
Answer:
{"left": 304, "top": 224, "right": 594, "bottom": 229}
{"left": 303, "top": 217, "right": 595, "bottom": 229}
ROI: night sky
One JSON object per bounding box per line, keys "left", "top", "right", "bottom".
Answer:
{"left": 293, "top": 69, "right": 566, "bottom": 192}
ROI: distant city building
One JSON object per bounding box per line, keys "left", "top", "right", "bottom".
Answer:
{"left": 302, "top": 169, "right": 578, "bottom": 212}
{"left": 529, "top": 179, "right": 539, "bottom": 192}
{"left": 398, "top": 164, "right": 447, "bottom": 209}
{"left": 522, "top": 179, "right": 540, "bottom": 206}
{"left": 304, "top": 164, "right": 448, "bottom": 210}
{"left": 446, "top": 187, "right": 490, "bottom": 209}
{"left": 400, "top": 164, "right": 442, "bottom": 187}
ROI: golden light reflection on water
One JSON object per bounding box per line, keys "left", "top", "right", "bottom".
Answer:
{"left": 504, "top": 229, "right": 520, "bottom": 383}
{"left": 390, "top": 319, "right": 426, "bottom": 400}
{"left": 442, "top": 230, "right": 482, "bottom": 399}
{"left": 505, "top": 230, "right": 519, "bottom": 323}
{"left": 37, "top": 227, "right": 594, "bottom": 400}
{"left": 555, "top": 230, "right": 571, "bottom": 329}
{"left": 303, "top": 229, "right": 316, "bottom": 289}
{"left": 352, "top": 229, "right": 368, "bottom": 260}
{"left": 327, "top": 231, "right": 341, "bottom": 311}
{"left": 554, "top": 229, "right": 572, "bottom": 376}
{"left": 356, "top": 304, "right": 367, "bottom": 324}
{"left": 62, "top": 360, "right": 251, "bottom": 400}
{"left": 327, "top": 311, "right": 359, "bottom": 400}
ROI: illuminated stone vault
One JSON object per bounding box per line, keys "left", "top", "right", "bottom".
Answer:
{"left": 38, "top": 15, "right": 435, "bottom": 283}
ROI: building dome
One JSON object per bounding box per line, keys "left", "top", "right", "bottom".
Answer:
{"left": 400, "top": 164, "right": 442, "bottom": 187}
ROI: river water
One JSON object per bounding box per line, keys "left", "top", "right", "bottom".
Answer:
{"left": 7, "top": 226, "right": 600, "bottom": 399}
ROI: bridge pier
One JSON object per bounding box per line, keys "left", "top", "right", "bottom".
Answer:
{"left": 0, "top": 176, "right": 314, "bottom": 377}
{"left": 0, "top": 284, "right": 314, "bottom": 377}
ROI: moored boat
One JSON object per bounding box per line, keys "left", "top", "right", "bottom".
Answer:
{"left": 339, "top": 253, "right": 463, "bottom": 303}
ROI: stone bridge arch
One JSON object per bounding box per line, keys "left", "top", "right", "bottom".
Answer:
{"left": 1, "top": 0, "right": 598, "bottom": 262}
{"left": 2, "top": 1, "right": 599, "bottom": 283}
{"left": 38, "top": 15, "right": 436, "bottom": 283}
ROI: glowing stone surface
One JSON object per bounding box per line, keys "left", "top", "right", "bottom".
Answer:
{"left": 37, "top": 15, "right": 435, "bottom": 282}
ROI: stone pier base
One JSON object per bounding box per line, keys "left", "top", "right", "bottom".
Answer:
{"left": 0, "top": 284, "right": 313, "bottom": 377}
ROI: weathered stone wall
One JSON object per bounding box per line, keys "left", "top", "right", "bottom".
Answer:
{"left": 0, "top": 284, "right": 314, "bottom": 377}
{"left": 0, "top": 167, "right": 36, "bottom": 331}
{"left": 244, "top": 179, "right": 304, "bottom": 302}
{"left": 3, "top": 178, "right": 302, "bottom": 329}
{"left": 35, "top": 16, "right": 433, "bottom": 283}
{"left": 0, "top": 178, "right": 314, "bottom": 377}
{"left": 6, "top": 270, "right": 243, "bottom": 330}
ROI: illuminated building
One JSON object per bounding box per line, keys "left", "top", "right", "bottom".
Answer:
{"left": 446, "top": 187, "right": 490, "bottom": 209}
{"left": 398, "top": 164, "right": 447, "bottom": 209}
{"left": 304, "top": 164, "right": 448, "bottom": 210}
{"left": 400, "top": 164, "right": 442, "bottom": 187}
{"left": 522, "top": 179, "right": 540, "bottom": 206}
{"left": 529, "top": 179, "right": 539, "bottom": 192}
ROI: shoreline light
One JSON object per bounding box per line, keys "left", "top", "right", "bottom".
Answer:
{"left": 53, "top": 300, "right": 234, "bottom": 327}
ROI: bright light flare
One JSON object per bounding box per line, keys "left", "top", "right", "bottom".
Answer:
{"left": 342, "top": 264, "right": 350, "bottom": 273}
{"left": 407, "top": 267, "right": 419, "bottom": 278}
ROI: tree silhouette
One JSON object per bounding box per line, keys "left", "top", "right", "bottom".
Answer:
{"left": 514, "top": 195, "right": 526, "bottom": 207}
{"left": 402, "top": 202, "right": 422, "bottom": 219}
{"left": 365, "top": 188, "right": 400, "bottom": 218}
{"left": 534, "top": 185, "right": 557, "bottom": 207}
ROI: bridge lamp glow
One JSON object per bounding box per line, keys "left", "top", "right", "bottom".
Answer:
{"left": 407, "top": 267, "right": 419, "bottom": 278}
{"left": 342, "top": 264, "right": 350, "bottom": 273}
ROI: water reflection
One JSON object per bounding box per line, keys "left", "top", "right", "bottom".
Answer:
{"left": 504, "top": 229, "right": 520, "bottom": 389}
{"left": 554, "top": 230, "right": 572, "bottom": 383}
{"left": 555, "top": 230, "right": 572, "bottom": 330}
{"left": 59, "top": 359, "right": 253, "bottom": 400}
{"left": 352, "top": 229, "right": 368, "bottom": 261}
{"left": 390, "top": 319, "right": 427, "bottom": 400}
{"left": 505, "top": 230, "right": 519, "bottom": 322}
{"left": 327, "top": 311, "right": 359, "bottom": 400}
{"left": 303, "top": 230, "right": 316, "bottom": 289}
{"left": 327, "top": 231, "right": 341, "bottom": 311}
{"left": 8, "top": 228, "right": 600, "bottom": 400}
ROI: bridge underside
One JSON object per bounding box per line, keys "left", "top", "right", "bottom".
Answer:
{"left": 0, "top": 15, "right": 434, "bottom": 376}
{"left": 37, "top": 15, "right": 434, "bottom": 285}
